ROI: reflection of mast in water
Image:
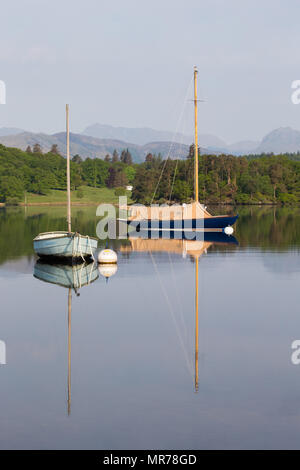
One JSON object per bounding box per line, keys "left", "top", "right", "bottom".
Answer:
{"left": 120, "top": 231, "right": 238, "bottom": 392}
{"left": 67, "top": 288, "right": 71, "bottom": 416}
{"left": 33, "top": 260, "right": 99, "bottom": 415}
{"left": 195, "top": 256, "right": 199, "bottom": 393}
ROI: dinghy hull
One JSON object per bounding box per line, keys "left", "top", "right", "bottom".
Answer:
{"left": 33, "top": 232, "right": 98, "bottom": 259}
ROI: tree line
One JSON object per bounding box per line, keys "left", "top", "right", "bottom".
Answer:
{"left": 0, "top": 206, "right": 300, "bottom": 266}
{"left": 0, "top": 143, "right": 300, "bottom": 205}
{"left": 0, "top": 144, "right": 136, "bottom": 203}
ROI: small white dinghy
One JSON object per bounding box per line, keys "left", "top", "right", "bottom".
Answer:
{"left": 33, "top": 231, "right": 98, "bottom": 259}
{"left": 33, "top": 105, "right": 98, "bottom": 260}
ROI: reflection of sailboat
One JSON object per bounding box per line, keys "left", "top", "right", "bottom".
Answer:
{"left": 34, "top": 260, "right": 98, "bottom": 415}
{"left": 119, "top": 231, "right": 237, "bottom": 258}
{"left": 120, "top": 232, "right": 237, "bottom": 392}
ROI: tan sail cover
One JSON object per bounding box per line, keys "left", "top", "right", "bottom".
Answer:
{"left": 124, "top": 201, "right": 212, "bottom": 221}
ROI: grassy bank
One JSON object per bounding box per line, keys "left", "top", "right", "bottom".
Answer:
{"left": 22, "top": 186, "right": 132, "bottom": 205}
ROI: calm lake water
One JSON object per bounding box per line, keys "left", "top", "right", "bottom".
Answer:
{"left": 0, "top": 205, "right": 300, "bottom": 450}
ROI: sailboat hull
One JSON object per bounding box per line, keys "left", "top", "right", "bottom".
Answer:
{"left": 124, "top": 215, "right": 238, "bottom": 230}
{"left": 33, "top": 232, "right": 98, "bottom": 259}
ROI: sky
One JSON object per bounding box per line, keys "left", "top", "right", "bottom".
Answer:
{"left": 0, "top": 0, "right": 300, "bottom": 143}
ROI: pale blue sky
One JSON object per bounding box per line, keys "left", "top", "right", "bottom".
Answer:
{"left": 0, "top": 0, "right": 299, "bottom": 143}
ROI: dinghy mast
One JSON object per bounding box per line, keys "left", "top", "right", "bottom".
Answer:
{"left": 67, "top": 287, "right": 71, "bottom": 415}
{"left": 194, "top": 66, "right": 199, "bottom": 203}
{"left": 66, "top": 104, "right": 71, "bottom": 234}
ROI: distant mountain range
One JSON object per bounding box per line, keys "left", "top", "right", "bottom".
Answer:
{"left": 254, "top": 127, "right": 300, "bottom": 154}
{"left": 0, "top": 125, "right": 300, "bottom": 161}
{"left": 0, "top": 131, "right": 196, "bottom": 162}
{"left": 82, "top": 123, "right": 261, "bottom": 154}
{"left": 83, "top": 123, "right": 193, "bottom": 146}
{"left": 0, "top": 127, "right": 24, "bottom": 137}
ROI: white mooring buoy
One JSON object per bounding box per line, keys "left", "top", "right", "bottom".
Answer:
{"left": 224, "top": 226, "right": 234, "bottom": 236}
{"left": 98, "top": 249, "right": 117, "bottom": 264}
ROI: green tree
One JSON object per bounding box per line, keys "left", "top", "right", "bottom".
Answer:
{"left": 112, "top": 150, "right": 119, "bottom": 163}
{"left": 0, "top": 176, "right": 24, "bottom": 202}
{"left": 50, "top": 144, "right": 60, "bottom": 155}
{"left": 72, "top": 154, "right": 82, "bottom": 164}
{"left": 33, "top": 143, "right": 42, "bottom": 154}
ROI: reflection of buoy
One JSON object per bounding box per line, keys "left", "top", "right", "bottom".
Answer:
{"left": 98, "top": 249, "right": 117, "bottom": 264}
{"left": 224, "top": 226, "right": 234, "bottom": 235}
{"left": 98, "top": 264, "right": 118, "bottom": 281}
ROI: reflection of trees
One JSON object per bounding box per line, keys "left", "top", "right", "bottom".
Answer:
{"left": 0, "top": 207, "right": 127, "bottom": 266}
{"left": 0, "top": 206, "right": 299, "bottom": 266}
{"left": 234, "top": 206, "right": 300, "bottom": 251}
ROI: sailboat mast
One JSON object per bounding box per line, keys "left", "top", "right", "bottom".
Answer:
{"left": 66, "top": 104, "right": 71, "bottom": 233}
{"left": 194, "top": 66, "right": 199, "bottom": 203}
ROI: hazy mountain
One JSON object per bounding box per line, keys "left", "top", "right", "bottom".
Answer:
{"left": 83, "top": 123, "right": 229, "bottom": 149}
{"left": 0, "top": 131, "right": 210, "bottom": 162}
{"left": 0, "top": 127, "right": 24, "bottom": 136}
{"left": 199, "top": 134, "right": 227, "bottom": 148}
{"left": 199, "top": 129, "right": 300, "bottom": 155}
{"left": 2, "top": 125, "right": 300, "bottom": 160}
{"left": 81, "top": 123, "right": 265, "bottom": 155}
{"left": 227, "top": 140, "right": 259, "bottom": 154}
{"left": 83, "top": 123, "right": 193, "bottom": 146}
{"left": 0, "top": 131, "right": 141, "bottom": 160}
{"left": 254, "top": 127, "right": 300, "bottom": 154}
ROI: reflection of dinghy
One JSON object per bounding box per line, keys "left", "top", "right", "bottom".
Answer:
{"left": 33, "top": 105, "right": 97, "bottom": 260}
{"left": 34, "top": 260, "right": 99, "bottom": 289}
{"left": 33, "top": 260, "right": 98, "bottom": 416}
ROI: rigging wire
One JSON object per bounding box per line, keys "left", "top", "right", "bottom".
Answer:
{"left": 168, "top": 99, "right": 190, "bottom": 203}
{"left": 150, "top": 75, "right": 194, "bottom": 205}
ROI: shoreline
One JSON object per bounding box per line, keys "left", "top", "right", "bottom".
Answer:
{"left": 0, "top": 201, "right": 296, "bottom": 208}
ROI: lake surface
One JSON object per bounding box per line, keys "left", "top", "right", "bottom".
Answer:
{"left": 0, "top": 205, "right": 300, "bottom": 450}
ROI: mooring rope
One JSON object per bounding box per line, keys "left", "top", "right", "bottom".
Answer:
{"left": 87, "top": 235, "right": 95, "bottom": 261}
